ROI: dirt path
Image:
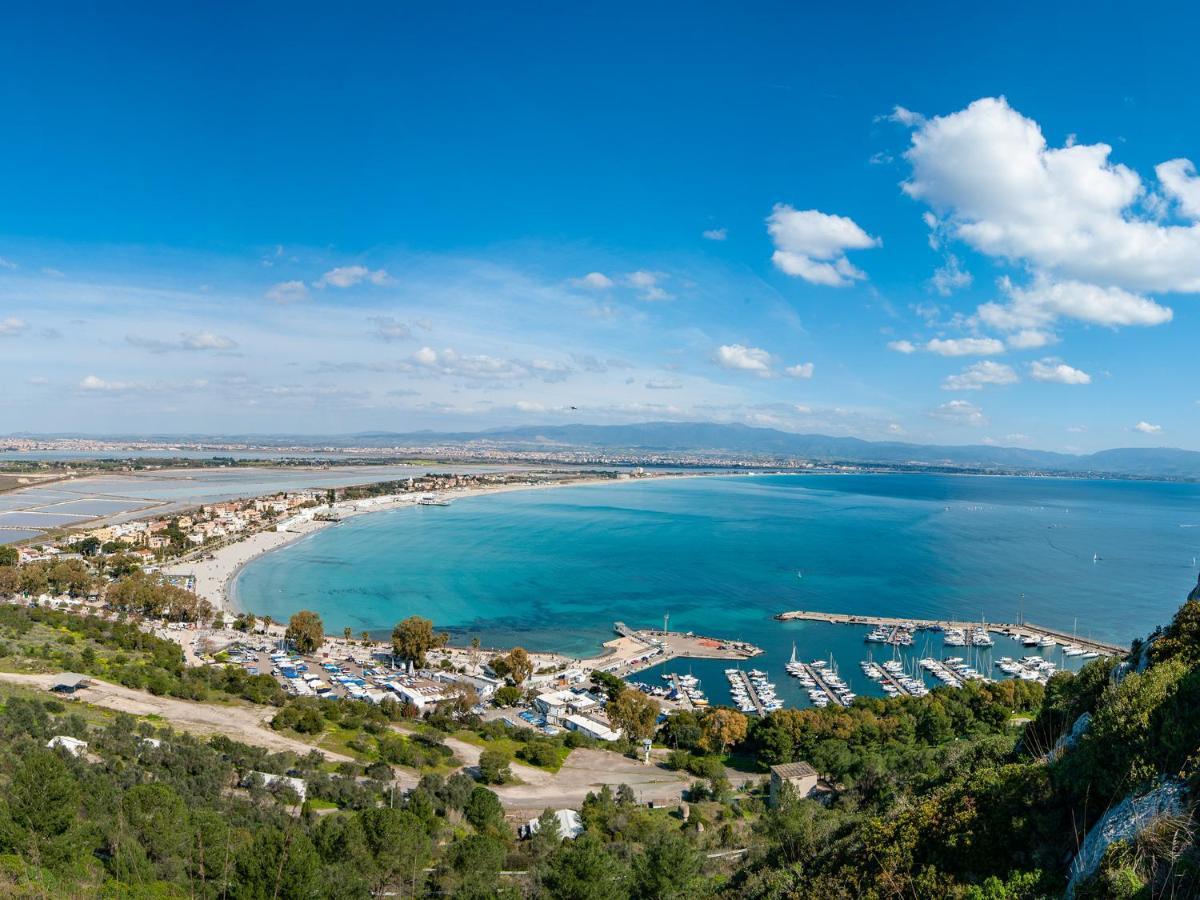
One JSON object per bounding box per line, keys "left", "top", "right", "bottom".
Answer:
{"left": 492, "top": 747, "right": 693, "bottom": 814}
{"left": 0, "top": 672, "right": 356, "bottom": 762}
{"left": 4, "top": 673, "right": 730, "bottom": 814}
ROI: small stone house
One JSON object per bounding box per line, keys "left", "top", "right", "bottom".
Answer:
{"left": 769, "top": 761, "right": 820, "bottom": 806}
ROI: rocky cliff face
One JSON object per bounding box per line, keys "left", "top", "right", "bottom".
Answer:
{"left": 1066, "top": 779, "right": 1187, "bottom": 898}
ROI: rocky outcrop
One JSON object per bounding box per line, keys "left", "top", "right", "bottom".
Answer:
{"left": 1044, "top": 712, "right": 1091, "bottom": 763}
{"left": 1065, "top": 778, "right": 1186, "bottom": 898}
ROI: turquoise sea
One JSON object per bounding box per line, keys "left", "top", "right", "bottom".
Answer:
{"left": 231, "top": 474, "right": 1200, "bottom": 707}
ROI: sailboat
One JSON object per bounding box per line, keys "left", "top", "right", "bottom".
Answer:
{"left": 785, "top": 642, "right": 805, "bottom": 678}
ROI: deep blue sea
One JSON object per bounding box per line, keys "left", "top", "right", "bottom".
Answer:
{"left": 230, "top": 474, "right": 1200, "bottom": 707}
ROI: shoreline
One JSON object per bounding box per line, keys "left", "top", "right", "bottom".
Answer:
{"left": 166, "top": 472, "right": 721, "bottom": 618}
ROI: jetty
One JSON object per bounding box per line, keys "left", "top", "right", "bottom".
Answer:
{"left": 730, "top": 670, "right": 766, "bottom": 716}
{"left": 669, "top": 673, "right": 695, "bottom": 711}
{"left": 800, "top": 663, "right": 850, "bottom": 707}
{"left": 775, "top": 609, "right": 1125, "bottom": 657}
{"left": 874, "top": 664, "right": 913, "bottom": 697}
{"left": 595, "top": 622, "right": 763, "bottom": 678}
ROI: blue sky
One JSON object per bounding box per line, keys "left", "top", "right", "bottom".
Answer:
{"left": 3, "top": 2, "right": 1200, "bottom": 451}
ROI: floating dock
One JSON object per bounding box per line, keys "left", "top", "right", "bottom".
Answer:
{"left": 669, "top": 673, "right": 694, "bottom": 711}
{"left": 776, "top": 610, "right": 1125, "bottom": 656}
{"left": 799, "top": 662, "right": 849, "bottom": 707}
{"left": 873, "top": 664, "right": 914, "bottom": 696}
{"left": 730, "top": 669, "right": 766, "bottom": 716}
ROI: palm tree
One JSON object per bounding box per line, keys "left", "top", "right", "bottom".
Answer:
{"left": 344, "top": 626, "right": 352, "bottom": 643}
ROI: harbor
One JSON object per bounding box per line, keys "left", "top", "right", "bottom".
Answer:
{"left": 775, "top": 609, "right": 1125, "bottom": 657}
{"left": 600, "top": 621, "right": 763, "bottom": 678}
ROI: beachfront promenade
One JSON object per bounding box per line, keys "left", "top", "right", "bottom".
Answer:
{"left": 775, "top": 609, "right": 1126, "bottom": 656}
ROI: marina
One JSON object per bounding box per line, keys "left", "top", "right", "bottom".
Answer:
{"left": 776, "top": 609, "right": 1125, "bottom": 657}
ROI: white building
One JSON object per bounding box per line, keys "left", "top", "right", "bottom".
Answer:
{"left": 563, "top": 713, "right": 620, "bottom": 742}
{"left": 47, "top": 735, "right": 88, "bottom": 757}
{"left": 246, "top": 771, "right": 307, "bottom": 803}
{"left": 521, "top": 809, "right": 584, "bottom": 840}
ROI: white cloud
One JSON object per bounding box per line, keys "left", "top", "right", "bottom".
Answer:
{"left": 265, "top": 280, "right": 309, "bottom": 303}
{"left": 41, "top": 267, "right": 65, "bottom": 278}
{"left": 713, "top": 344, "right": 774, "bottom": 376}
{"left": 645, "top": 378, "right": 683, "bottom": 390}
{"left": 930, "top": 254, "right": 972, "bottom": 296}
{"left": 181, "top": 331, "right": 236, "bottom": 351}
{"left": 1029, "top": 358, "right": 1091, "bottom": 384}
{"left": 79, "top": 375, "right": 140, "bottom": 392}
{"left": 626, "top": 270, "right": 671, "bottom": 301}
{"left": 942, "top": 360, "right": 1018, "bottom": 391}
{"left": 0, "top": 317, "right": 28, "bottom": 336}
{"left": 405, "top": 346, "right": 569, "bottom": 383}
{"left": 885, "top": 105, "right": 925, "bottom": 127}
{"left": 766, "top": 205, "right": 880, "bottom": 286}
{"left": 1156, "top": 158, "right": 1200, "bottom": 220}
{"left": 977, "top": 276, "right": 1172, "bottom": 332}
{"left": 702, "top": 228, "right": 728, "bottom": 241}
{"left": 0, "top": 257, "right": 17, "bottom": 270}
{"left": 928, "top": 399, "right": 986, "bottom": 426}
{"left": 571, "top": 272, "right": 614, "bottom": 290}
{"left": 367, "top": 316, "right": 413, "bottom": 342}
{"left": 925, "top": 337, "right": 1005, "bottom": 356}
{"left": 1006, "top": 329, "right": 1057, "bottom": 349}
{"left": 784, "top": 362, "right": 815, "bottom": 379}
{"left": 316, "top": 265, "right": 390, "bottom": 288}
{"left": 126, "top": 331, "right": 237, "bottom": 353}
{"left": 1134, "top": 421, "right": 1162, "bottom": 434}
{"left": 887, "top": 339, "right": 917, "bottom": 354}
{"left": 903, "top": 96, "right": 1200, "bottom": 294}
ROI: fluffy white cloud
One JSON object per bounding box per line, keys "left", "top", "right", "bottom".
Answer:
{"left": 626, "top": 270, "right": 671, "bottom": 301}
{"left": 928, "top": 399, "right": 986, "bottom": 426}
{"left": 766, "top": 205, "right": 880, "bottom": 286}
{"left": 930, "top": 254, "right": 972, "bottom": 296}
{"left": 571, "top": 272, "right": 613, "bottom": 289}
{"left": 1027, "top": 358, "right": 1091, "bottom": 384}
{"left": 316, "top": 265, "right": 390, "bottom": 288}
{"left": 784, "top": 362, "right": 814, "bottom": 379}
{"left": 925, "top": 337, "right": 1005, "bottom": 356}
{"left": 0, "top": 317, "right": 28, "bottom": 336}
{"left": 887, "top": 339, "right": 917, "bottom": 354}
{"left": 713, "top": 344, "right": 774, "bottom": 375}
{"left": 904, "top": 96, "right": 1200, "bottom": 293}
{"left": 1006, "top": 329, "right": 1057, "bottom": 349}
{"left": 885, "top": 105, "right": 925, "bottom": 127}
{"left": 702, "top": 228, "right": 728, "bottom": 241}
{"left": 1134, "top": 421, "right": 1163, "bottom": 434}
{"left": 265, "top": 280, "right": 309, "bottom": 303}
{"left": 942, "top": 360, "right": 1018, "bottom": 391}
{"left": 1156, "top": 158, "right": 1200, "bottom": 220}
{"left": 977, "top": 276, "right": 1172, "bottom": 332}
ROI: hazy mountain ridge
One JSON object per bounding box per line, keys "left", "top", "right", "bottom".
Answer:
{"left": 8, "top": 422, "right": 1200, "bottom": 477}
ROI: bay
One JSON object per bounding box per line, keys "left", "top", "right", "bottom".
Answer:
{"left": 231, "top": 473, "right": 1200, "bottom": 706}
